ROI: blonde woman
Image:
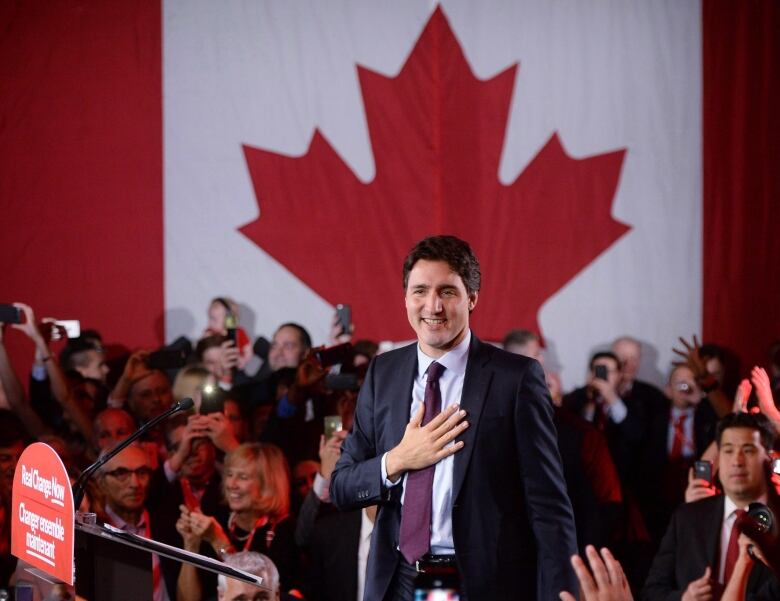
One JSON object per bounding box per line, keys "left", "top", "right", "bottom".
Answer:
{"left": 176, "top": 443, "right": 298, "bottom": 599}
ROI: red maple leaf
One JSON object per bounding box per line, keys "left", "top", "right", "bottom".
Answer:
{"left": 240, "top": 7, "right": 629, "bottom": 342}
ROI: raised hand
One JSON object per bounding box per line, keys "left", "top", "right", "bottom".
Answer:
{"left": 559, "top": 545, "right": 633, "bottom": 601}
{"left": 319, "top": 430, "right": 348, "bottom": 480}
{"left": 733, "top": 379, "right": 752, "bottom": 413}
{"left": 672, "top": 336, "right": 709, "bottom": 380}
{"left": 750, "top": 366, "right": 780, "bottom": 425}
{"left": 684, "top": 467, "right": 717, "bottom": 503}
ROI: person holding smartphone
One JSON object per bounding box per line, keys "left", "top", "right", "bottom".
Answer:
{"left": 564, "top": 352, "right": 629, "bottom": 431}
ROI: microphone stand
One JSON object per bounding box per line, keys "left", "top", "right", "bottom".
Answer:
{"left": 72, "top": 397, "right": 194, "bottom": 513}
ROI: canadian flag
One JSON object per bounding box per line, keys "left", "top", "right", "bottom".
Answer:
{"left": 1, "top": 1, "right": 777, "bottom": 390}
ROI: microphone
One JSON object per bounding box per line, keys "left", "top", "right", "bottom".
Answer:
{"left": 72, "top": 397, "right": 194, "bottom": 510}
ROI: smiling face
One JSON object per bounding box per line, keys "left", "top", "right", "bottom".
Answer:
{"left": 718, "top": 427, "right": 769, "bottom": 505}
{"left": 268, "top": 326, "right": 307, "bottom": 372}
{"left": 405, "top": 259, "right": 477, "bottom": 358}
{"left": 223, "top": 459, "right": 262, "bottom": 513}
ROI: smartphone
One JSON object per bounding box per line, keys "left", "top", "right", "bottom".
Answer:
{"left": 225, "top": 312, "right": 238, "bottom": 344}
{"left": 200, "top": 384, "right": 225, "bottom": 415}
{"left": 694, "top": 460, "right": 713, "bottom": 485}
{"left": 0, "top": 304, "right": 22, "bottom": 324}
{"left": 324, "top": 415, "right": 343, "bottom": 439}
{"left": 594, "top": 364, "right": 608, "bottom": 381}
{"left": 414, "top": 575, "right": 460, "bottom": 601}
{"left": 51, "top": 319, "right": 81, "bottom": 340}
{"left": 336, "top": 303, "right": 352, "bottom": 336}
{"left": 148, "top": 348, "right": 187, "bottom": 370}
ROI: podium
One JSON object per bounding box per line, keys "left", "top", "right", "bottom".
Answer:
{"left": 73, "top": 513, "right": 266, "bottom": 600}
{"left": 73, "top": 513, "right": 265, "bottom": 600}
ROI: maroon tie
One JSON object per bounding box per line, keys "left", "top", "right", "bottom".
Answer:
{"left": 669, "top": 413, "right": 688, "bottom": 460}
{"left": 723, "top": 509, "right": 746, "bottom": 585}
{"left": 399, "top": 361, "right": 446, "bottom": 564}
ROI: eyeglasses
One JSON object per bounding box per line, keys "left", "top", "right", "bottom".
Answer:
{"left": 103, "top": 467, "right": 154, "bottom": 482}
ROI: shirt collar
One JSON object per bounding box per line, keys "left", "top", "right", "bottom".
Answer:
{"left": 670, "top": 406, "right": 695, "bottom": 419}
{"left": 105, "top": 504, "right": 148, "bottom": 531}
{"left": 724, "top": 493, "right": 769, "bottom": 520}
{"left": 416, "top": 330, "right": 471, "bottom": 379}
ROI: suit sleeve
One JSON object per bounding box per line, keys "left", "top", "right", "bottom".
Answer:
{"left": 330, "top": 358, "right": 389, "bottom": 511}
{"left": 641, "top": 509, "right": 684, "bottom": 601}
{"left": 514, "top": 360, "right": 579, "bottom": 599}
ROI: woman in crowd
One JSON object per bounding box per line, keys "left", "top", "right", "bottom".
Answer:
{"left": 176, "top": 442, "right": 298, "bottom": 599}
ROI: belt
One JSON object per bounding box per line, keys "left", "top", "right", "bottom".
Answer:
{"left": 415, "top": 554, "right": 458, "bottom": 574}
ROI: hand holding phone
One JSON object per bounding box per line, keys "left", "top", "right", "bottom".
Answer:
{"left": 0, "top": 303, "right": 23, "bottom": 324}
{"left": 324, "top": 415, "right": 343, "bottom": 439}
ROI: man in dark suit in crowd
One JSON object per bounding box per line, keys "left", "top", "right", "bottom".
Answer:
{"left": 637, "top": 365, "right": 718, "bottom": 544}
{"left": 563, "top": 351, "right": 650, "bottom": 484}
{"left": 331, "top": 235, "right": 577, "bottom": 601}
{"left": 611, "top": 336, "right": 668, "bottom": 416}
{"left": 642, "top": 412, "right": 780, "bottom": 601}
{"left": 296, "top": 429, "right": 377, "bottom": 601}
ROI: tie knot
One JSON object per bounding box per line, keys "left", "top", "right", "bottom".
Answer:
{"left": 734, "top": 508, "right": 746, "bottom": 519}
{"left": 674, "top": 414, "right": 688, "bottom": 426}
{"left": 427, "top": 361, "right": 446, "bottom": 383}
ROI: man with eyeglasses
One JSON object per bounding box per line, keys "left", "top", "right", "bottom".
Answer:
{"left": 98, "top": 444, "right": 172, "bottom": 601}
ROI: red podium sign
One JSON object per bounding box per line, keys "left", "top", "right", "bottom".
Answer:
{"left": 11, "top": 442, "right": 75, "bottom": 585}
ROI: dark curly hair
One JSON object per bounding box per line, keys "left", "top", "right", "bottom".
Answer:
{"left": 402, "top": 235, "right": 481, "bottom": 295}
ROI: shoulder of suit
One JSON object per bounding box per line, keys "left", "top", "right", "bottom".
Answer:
{"left": 371, "top": 341, "right": 417, "bottom": 366}
{"left": 476, "top": 340, "right": 537, "bottom": 370}
{"left": 675, "top": 494, "right": 723, "bottom": 520}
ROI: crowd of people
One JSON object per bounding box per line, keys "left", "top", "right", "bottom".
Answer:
{"left": 1, "top": 296, "right": 779, "bottom": 601}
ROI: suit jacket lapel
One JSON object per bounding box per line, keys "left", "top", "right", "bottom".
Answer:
{"left": 452, "top": 336, "right": 492, "bottom": 503}
{"left": 705, "top": 496, "right": 725, "bottom": 568}
{"left": 387, "top": 344, "right": 418, "bottom": 451}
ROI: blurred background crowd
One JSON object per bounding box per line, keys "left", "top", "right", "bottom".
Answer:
{"left": 1, "top": 298, "right": 779, "bottom": 600}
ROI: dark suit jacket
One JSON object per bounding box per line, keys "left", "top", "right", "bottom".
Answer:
{"left": 148, "top": 471, "right": 225, "bottom": 601}
{"left": 330, "top": 335, "right": 577, "bottom": 601}
{"left": 637, "top": 399, "right": 718, "bottom": 543}
{"left": 642, "top": 495, "right": 779, "bottom": 601}
{"left": 562, "top": 385, "right": 650, "bottom": 486}
{"left": 299, "top": 494, "right": 362, "bottom": 601}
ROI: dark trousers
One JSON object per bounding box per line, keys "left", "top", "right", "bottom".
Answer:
{"left": 385, "top": 557, "right": 417, "bottom": 601}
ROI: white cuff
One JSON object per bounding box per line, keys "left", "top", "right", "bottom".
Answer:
{"left": 381, "top": 452, "right": 401, "bottom": 488}
{"left": 313, "top": 473, "right": 330, "bottom": 502}
{"left": 606, "top": 398, "right": 628, "bottom": 423}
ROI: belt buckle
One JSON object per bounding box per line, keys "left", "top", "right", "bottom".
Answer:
{"left": 415, "top": 559, "right": 426, "bottom": 573}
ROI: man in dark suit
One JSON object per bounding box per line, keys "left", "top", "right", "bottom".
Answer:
{"left": 642, "top": 412, "right": 780, "bottom": 601}
{"left": 330, "top": 235, "right": 577, "bottom": 601}
{"left": 637, "top": 365, "right": 718, "bottom": 545}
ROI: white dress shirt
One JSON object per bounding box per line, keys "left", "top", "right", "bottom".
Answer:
{"left": 666, "top": 406, "right": 696, "bottom": 458}
{"left": 381, "top": 331, "right": 471, "bottom": 554}
{"left": 357, "top": 507, "right": 375, "bottom": 601}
